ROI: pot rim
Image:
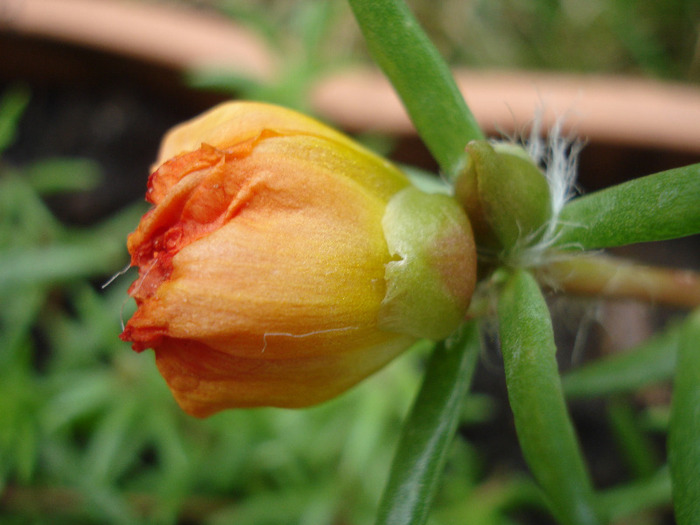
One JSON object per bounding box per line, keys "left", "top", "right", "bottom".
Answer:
{"left": 4, "top": 0, "right": 700, "bottom": 153}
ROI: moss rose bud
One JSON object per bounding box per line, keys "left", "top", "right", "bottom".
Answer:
{"left": 120, "top": 102, "right": 476, "bottom": 417}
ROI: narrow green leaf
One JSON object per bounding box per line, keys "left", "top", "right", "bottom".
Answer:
{"left": 498, "top": 269, "right": 600, "bottom": 525}
{"left": 375, "top": 321, "right": 480, "bottom": 525}
{"left": 0, "top": 369, "right": 42, "bottom": 487}
{"left": 209, "top": 487, "right": 323, "bottom": 525}
{"left": 0, "top": 240, "right": 125, "bottom": 290}
{"left": 596, "top": 467, "right": 671, "bottom": 521}
{"left": 0, "top": 172, "right": 61, "bottom": 247}
{"left": 0, "top": 285, "right": 46, "bottom": 365}
{"left": 347, "top": 0, "right": 484, "bottom": 179}
{"left": 0, "top": 86, "right": 30, "bottom": 154}
{"left": 187, "top": 69, "right": 263, "bottom": 97}
{"left": 0, "top": 202, "right": 144, "bottom": 291}
{"left": 42, "top": 371, "right": 115, "bottom": 432}
{"left": 432, "top": 475, "right": 547, "bottom": 524}
{"left": 606, "top": 397, "right": 659, "bottom": 478}
{"left": 14, "top": 417, "right": 40, "bottom": 483}
{"left": 26, "top": 158, "right": 102, "bottom": 195}
{"left": 82, "top": 395, "right": 140, "bottom": 484}
{"left": 669, "top": 309, "right": 700, "bottom": 524}
{"left": 562, "top": 323, "right": 680, "bottom": 399}
{"left": 557, "top": 163, "right": 700, "bottom": 250}
{"left": 296, "top": 0, "right": 341, "bottom": 62}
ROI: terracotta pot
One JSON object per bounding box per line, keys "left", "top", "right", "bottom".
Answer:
{"left": 4, "top": 0, "right": 699, "bottom": 156}
{"left": 311, "top": 68, "right": 700, "bottom": 155}
{"left": 2, "top": 0, "right": 276, "bottom": 79}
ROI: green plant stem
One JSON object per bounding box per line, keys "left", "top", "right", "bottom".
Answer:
{"left": 347, "top": 0, "right": 484, "bottom": 180}
{"left": 375, "top": 321, "right": 480, "bottom": 525}
{"left": 538, "top": 255, "right": 700, "bottom": 309}
{"left": 498, "top": 269, "right": 601, "bottom": 525}
{"left": 669, "top": 309, "right": 700, "bottom": 524}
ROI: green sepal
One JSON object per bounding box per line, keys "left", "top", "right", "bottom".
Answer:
{"left": 379, "top": 187, "right": 476, "bottom": 340}
{"left": 456, "top": 141, "right": 552, "bottom": 252}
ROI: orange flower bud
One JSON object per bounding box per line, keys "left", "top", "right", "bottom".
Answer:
{"left": 120, "top": 102, "right": 476, "bottom": 417}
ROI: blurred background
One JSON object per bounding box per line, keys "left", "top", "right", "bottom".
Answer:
{"left": 1, "top": 1, "right": 699, "bottom": 523}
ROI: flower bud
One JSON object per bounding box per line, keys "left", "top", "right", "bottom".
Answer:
{"left": 455, "top": 140, "right": 551, "bottom": 254}
{"left": 120, "top": 102, "right": 476, "bottom": 417}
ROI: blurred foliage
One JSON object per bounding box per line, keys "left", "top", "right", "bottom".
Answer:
{"left": 407, "top": 0, "right": 700, "bottom": 80}
{"left": 187, "top": 0, "right": 355, "bottom": 110}
{"left": 186, "top": 0, "right": 700, "bottom": 86}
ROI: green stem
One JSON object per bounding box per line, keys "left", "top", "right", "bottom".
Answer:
{"left": 538, "top": 255, "right": 700, "bottom": 309}
{"left": 347, "top": 0, "right": 484, "bottom": 180}
{"left": 375, "top": 321, "right": 480, "bottom": 525}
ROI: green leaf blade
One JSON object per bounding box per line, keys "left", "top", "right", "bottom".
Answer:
{"left": 375, "top": 321, "right": 480, "bottom": 525}
{"left": 498, "top": 269, "right": 601, "bottom": 525}
{"left": 557, "top": 163, "right": 700, "bottom": 250}
{"left": 347, "top": 0, "right": 484, "bottom": 179}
